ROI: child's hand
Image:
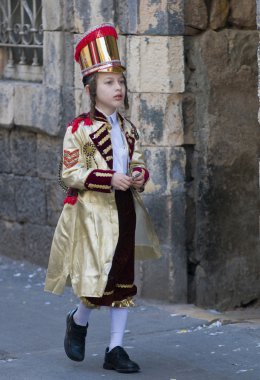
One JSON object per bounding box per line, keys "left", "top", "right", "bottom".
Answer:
{"left": 111, "top": 173, "right": 133, "bottom": 191}
{"left": 131, "top": 171, "right": 145, "bottom": 191}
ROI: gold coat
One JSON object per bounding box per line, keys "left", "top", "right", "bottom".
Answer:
{"left": 44, "top": 112, "right": 161, "bottom": 298}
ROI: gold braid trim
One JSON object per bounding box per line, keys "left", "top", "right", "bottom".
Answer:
{"left": 105, "top": 155, "right": 113, "bottom": 161}
{"left": 99, "top": 134, "right": 110, "bottom": 146}
{"left": 80, "top": 297, "right": 100, "bottom": 309}
{"left": 103, "top": 144, "right": 112, "bottom": 154}
{"left": 103, "top": 290, "right": 114, "bottom": 296}
{"left": 111, "top": 297, "right": 135, "bottom": 308}
{"left": 94, "top": 172, "right": 113, "bottom": 178}
{"left": 94, "top": 125, "right": 106, "bottom": 138}
{"left": 116, "top": 283, "right": 134, "bottom": 289}
{"left": 88, "top": 184, "right": 111, "bottom": 190}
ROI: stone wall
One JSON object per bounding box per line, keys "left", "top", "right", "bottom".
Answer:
{"left": 185, "top": 0, "right": 260, "bottom": 309}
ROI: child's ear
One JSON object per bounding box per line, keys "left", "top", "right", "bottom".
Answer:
{"left": 85, "top": 85, "right": 90, "bottom": 94}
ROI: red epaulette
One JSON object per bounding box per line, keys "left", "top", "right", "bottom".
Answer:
{"left": 67, "top": 113, "right": 93, "bottom": 134}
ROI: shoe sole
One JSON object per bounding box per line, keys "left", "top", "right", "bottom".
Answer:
{"left": 103, "top": 363, "right": 140, "bottom": 373}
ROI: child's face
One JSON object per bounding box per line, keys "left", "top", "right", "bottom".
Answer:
{"left": 95, "top": 72, "right": 126, "bottom": 115}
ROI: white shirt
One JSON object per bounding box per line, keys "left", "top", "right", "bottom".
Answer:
{"left": 107, "top": 111, "right": 128, "bottom": 174}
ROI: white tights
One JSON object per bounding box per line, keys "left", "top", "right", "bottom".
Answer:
{"left": 73, "top": 301, "right": 128, "bottom": 351}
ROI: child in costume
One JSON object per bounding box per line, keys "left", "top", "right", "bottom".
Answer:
{"left": 45, "top": 23, "right": 161, "bottom": 374}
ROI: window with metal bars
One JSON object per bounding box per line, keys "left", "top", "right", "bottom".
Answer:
{"left": 0, "top": 0, "right": 43, "bottom": 82}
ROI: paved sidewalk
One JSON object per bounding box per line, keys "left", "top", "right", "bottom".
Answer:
{"left": 1, "top": 255, "right": 260, "bottom": 380}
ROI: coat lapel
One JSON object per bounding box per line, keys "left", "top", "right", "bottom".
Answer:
{"left": 89, "top": 109, "right": 113, "bottom": 170}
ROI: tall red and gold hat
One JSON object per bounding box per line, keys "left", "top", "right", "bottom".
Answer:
{"left": 75, "top": 23, "right": 125, "bottom": 78}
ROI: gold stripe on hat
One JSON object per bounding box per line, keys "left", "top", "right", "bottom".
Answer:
{"left": 79, "top": 35, "right": 121, "bottom": 73}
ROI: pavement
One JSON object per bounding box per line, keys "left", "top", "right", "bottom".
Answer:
{"left": 1, "top": 254, "right": 260, "bottom": 380}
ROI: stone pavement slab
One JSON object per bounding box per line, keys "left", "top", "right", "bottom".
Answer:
{"left": 1, "top": 255, "right": 260, "bottom": 380}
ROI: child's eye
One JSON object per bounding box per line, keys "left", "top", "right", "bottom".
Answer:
{"left": 105, "top": 81, "right": 112, "bottom": 84}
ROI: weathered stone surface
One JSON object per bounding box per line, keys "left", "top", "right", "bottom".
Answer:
{"left": 143, "top": 147, "right": 168, "bottom": 196}
{"left": 117, "top": 0, "right": 184, "bottom": 35}
{"left": 74, "top": 0, "right": 114, "bottom": 33}
{"left": 228, "top": 0, "right": 256, "bottom": 29}
{"left": 46, "top": 180, "right": 64, "bottom": 226}
{"left": 138, "top": 93, "right": 184, "bottom": 147}
{"left": 182, "top": 93, "right": 196, "bottom": 144}
{"left": 0, "top": 82, "right": 14, "bottom": 128}
{"left": 184, "top": 0, "right": 208, "bottom": 33}
{"left": 209, "top": 0, "right": 229, "bottom": 30}
{"left": 23, "top": 224, "right": 54, "bottom": 267}
{"left": 0, "top": 174, "right": 16, "bottom": 221}
{"left": 185, "top": 29, "right": 260, "bottom": 309}
{"left": 15, "top": 177, "right": 47, "bottom": 225}
{"left": 141, "top": 248, "right": 170, "bottom": 300}
{"left": 42, "top": 0, "right": 63, "bottom": 31}
{"left": 14, "top": 84, "right": 62, "bottom": 136}
{"left": 10, "top": 130, "right": 37, "bottom": 176}
{"left": 37, "top": 134, "right": 63, "bottom": 179}
{"left": 0, "top": 129, "right": 11, "bottom": 173}
{"left": 43, "top": 32, "right": 63, "bottom": 88}
{"left": 169, "top": 147, "right": 186, "bottom": 189}
{"left": 127, "top": 35, "right": 184, "bottom": 93}
{"left": 0, "top": 221, "right": 26, "bottom": 258}
{"left": 43, "top": 0, "right": 74, "bottom": 31}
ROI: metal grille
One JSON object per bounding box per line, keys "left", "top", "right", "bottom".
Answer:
{"left": 0, "top": 0, "right": 43, "bottom": 72}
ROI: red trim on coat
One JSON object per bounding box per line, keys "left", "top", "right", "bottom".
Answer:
{"left": 132, "top": 167, "right": 149, "bottom": 184}
{"left": 67, "top": 113, "right": 93, "bottom": 134}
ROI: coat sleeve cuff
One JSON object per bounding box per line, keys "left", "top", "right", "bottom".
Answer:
{"left": 85, "top": 169, "right": 115, "bottom": 193}
{"left": 132, "top": 167, "right": 149, "bottom": 184}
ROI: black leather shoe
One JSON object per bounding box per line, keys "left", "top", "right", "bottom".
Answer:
{"left": 103, "top": 346, "right": 140, "bottom": 373}
{"left": 64, "top": 308, "right": 88, "bottom": 361}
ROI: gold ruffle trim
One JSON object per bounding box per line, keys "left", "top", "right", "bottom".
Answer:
{"left": 80, "top": 297, "right": 100, "bottom": 309}
{"left": 104, "top": 290, "right": 114, "bottom": 295}
{"left": 116, "top": 283, "right": 134, "bottom": 289}
{"left": 88, "top": 183, "right": 110, "bottom": 190}
{"left": 111, "top": 297, "right": 135, "bottom": 308}
{"left": 94, "top": 172, "right": 113, "bottom": 177}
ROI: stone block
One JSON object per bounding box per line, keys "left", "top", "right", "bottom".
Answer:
{"left": 229, "top": 0, "right": 256, "bottom": 29}
{"left": 0, "top": 220, "right": 26, "bottom": 258}
{"left": 0, "top": 174, "right": 16, "bottom": 221}
{"left": 23, "top": 223, "right": 54, "bottom": 267}
{"left": 0, "top": 129, "right": 11, "bottom": 173}
{"left": 209, "top": 0, "right": 229, "bottom": 30}
{"left": 184, "top": 0, "right": 208, "bottom": 32}
{"left": 15, "top": 177, "right": 47, "bottom": 224}
{"left": 42, "top": 0, "right": 63, "bottom": 31}
{"left": 75, "top": 88, "right": 90, "bottom": 116}
{"left": 182, "top": 93, "right": 196, "bottom": 144}
{"left": 138, "top": 93, "right": 184, "bottom": 146}
{"left": 143, "top": 147, "right": 168, "bottom": 196}
{"left": 140, "top": 247, "right": 170, "bottom": 300}
{"left": 142, "top": 194, "right": 172, "bottom": 244}
{"left": 10, "top": 130, "right": 37, "bottom": 176}
{"left": 117, "top": 0, "right": 184, "bottom": 35}
{"left": 37, "top": 134, "right": 63, "bottom": 179}
{"left": 14, "top": 84, "right": 62, "bottom": 136}
{"left": 0, "top": 82, "right": 14, "bottom": 128}
{"left": 74, "top": 0, "right": 114, "bottom": 33}
{"left": 170, "top": 188, "right": 187, "bottom": 302}
{"left": 127, "top": 36, "right": 184, "bottom": 93}
{"left": 46, "top": 180, "right": 64, "bottom": 226}
{"left": 169, "top": 147, "right": 186, "bottom": 188}
{"left": 43, "top": 32, "right": 63, "bottom": 88}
